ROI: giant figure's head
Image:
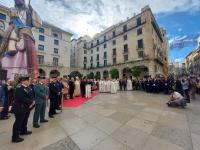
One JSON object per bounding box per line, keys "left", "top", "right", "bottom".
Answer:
{"left": 14, "top": 0, "right": 26, "bottom": 9}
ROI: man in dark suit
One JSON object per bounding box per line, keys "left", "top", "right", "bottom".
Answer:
{"left": 49, "top": 75, "right": 60, "bottom": 118}
{"left": 0, "top": 81, "right": 5, "bottom": 114}
{"left": 80, "top": 77, "right": 86, "bottom": 98}
{"left": 12, "top": 76, "right": 35, "bottom": 143}
{"left": 33, "top": 76, "right": 48, "bottom": 128}
{"left": 68, "top": 77, "right": 75, "bottom": 99}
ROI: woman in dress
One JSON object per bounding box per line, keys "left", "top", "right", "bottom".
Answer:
{"left": 74, "top": 77, "right": 81, "bottom": 97}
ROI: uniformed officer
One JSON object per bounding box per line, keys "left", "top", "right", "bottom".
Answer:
{"left": 12, "top": 76, "right": 35, "bottom": 143}
{"left": 49, "top": 75, "right": 60, "bottom": 118}
{"left": 33, "top": 76, "right": 48, "bottom": 128}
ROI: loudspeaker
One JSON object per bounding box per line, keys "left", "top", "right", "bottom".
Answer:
{"left": 0, "top": 69, "right": 7, "bottom": 80}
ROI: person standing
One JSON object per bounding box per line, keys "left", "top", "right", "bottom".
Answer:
{"left": 80, "top": 77, "right": 86, "bottom": 98}
{"left": 127, "top": 77, "right": 133, "bottom": 91}
{"left": 0, "top": 81, "right": 5, "bottom": 114}
{"left": 181, "top": 78, "right": 190, "bottom": 103}
{"left": 12, "top": 76, "right": 35, "bottom": 143}
{"left": 33, "top": 76, "right": 48, "bottom": 128}
{"left": 49, "top": 76, "right": 60, "bottom": 118}
{"left": 68, "top": 77, "right": 75, "bottom": 99}
{"left": 0, "top": 80, "right": 9, "bottom": 120}
{"left": 74, "top": 77, "right": 81, "bottom": 97}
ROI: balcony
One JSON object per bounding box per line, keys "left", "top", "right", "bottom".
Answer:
{"left": 112, "top": 54, "right": 116, "bottom": 57}
{"left": 123, "top": 49, "right": 129, "bottom": 55}
{"left": 38, "top": 62, "right": 63, "bottom": 67}
{"left": 136, "top": 45, "right": 144, "bottom": 50}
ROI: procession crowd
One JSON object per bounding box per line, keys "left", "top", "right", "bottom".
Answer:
{"left": 0, "top": 74, "right": 200, "bottom": 143}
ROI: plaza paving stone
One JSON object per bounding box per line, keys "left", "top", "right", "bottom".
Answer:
{"left": 0, "top": 91, "right": 199, "bottom": 150}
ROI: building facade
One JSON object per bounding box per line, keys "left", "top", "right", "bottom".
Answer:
{"left": 185, "top": 36, "right": 200, "bottom": 75}
{"left": 0, "top": 4, "right": 72, "bottom": 77}
{"left": 74, "top": 6, "right": 168, "bottom": 78}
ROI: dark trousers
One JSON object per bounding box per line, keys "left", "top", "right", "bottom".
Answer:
{"left": 33, "top": 102, "right": 46, "bottom": 125}
{"left": 184, "top": 89, "right": 190, "bottom": 103}
{"left": 81, "top": 88, "right": 85, "bottom": 98}
{"left": 0, "top": 98, "right": 9, "bottom": 118}
{"left": 21, "top": 111, "right": 30, "bottom": 133}
{"left": 69, "top": 89, "right": 74, "bottom": 99}
{"left": 123, "top": 84, "right": 127, "bottom": 91}
{"left": 49, "top": 98, "right": 56, "bottom": 116}
{"left": 12, "top": 113, "right": 26, "bottom": 139}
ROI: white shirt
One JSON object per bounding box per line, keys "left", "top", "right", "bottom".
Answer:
{"left": 171, "top": 92, "right": 184, "bottom": 101}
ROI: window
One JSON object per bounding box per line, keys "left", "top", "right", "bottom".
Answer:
{"left": 37, "top": 55, "right": 44, "bottom": 64}
{"left": 0, "top": 13, "right": 6, "bottom": 20}
{"left": 39, "top": 35, "right": 45, "bottom": 41}
{"left": 124, "top": 55, "right": 128, "bottom": 61}
{"left": 91, "top": 56, "right": 93, "bottom": 62}
{"left": 97, "top": 40, "right": 99, "bottom": 45}
{"left": 104, "top": 52, "right": 107, "bottom": 59}
{"left": 137, "top": 39, "right": 144, "bottom": 49}
{"left": 0, "top": 21, "right": 5, "bottom": 30}
{"left": 97, "top": 47, "right": 99, "bottom": 52}
{"left": 91, "top": 63, "right": 93, "bottom": 68}
{"left": 84, "top": 43, "right": 87, "bottom": 48}
{"left": 54, "top": 48, "right": 58, "bottom": 54}
{"left": 104, "top": 43, "right": 107, "bottom": 49}
{"left": 137, "top": 28, "right": 142, "bottom": 35}
{"left": 124, "top": 44, "right": 128, "bottom": 53}
{"left": 96, "top": 54, "right": 99, "bottom": 60}
{"left": 113, "top": 48, "right": 116, "bottom": 56}
{"left": 84, "top": 64, "right": 86, "bottom": 69}
{"left": 84, "top": 57, "right": 87, "bottom": 62}
{"left": 97, "top": 62, "right": 99, "bottom": 67}
{"left": 113, "top": 40, "right": 116, "bottom": 45}
{"left": 137, "top": 17, "right": 142, "bottom": 26}
{"left": 54, "top": 39, "right": 59, "bottom": 45}
{"left": 123, "top": 24, "right": 127, "bottom": 32}
{"left": 84, "top": 50, "right": 87, "bottom": 54}
{"left": 104, "top": 60, "right": 107, "bottom": 66}
{"left": 104, "top": 36, "right": 106, "bottom": 42}
{"left": 53, "top": 57, "right": 59, "bottom": 66}
{"left": 124, "top": 35, "right": 127, "bottom": 41}
{"left": 38, "top": 44, "right": 44, "bottom": 51}
{"left": 53, "top": 33, "right": 58, "bottom": 38}
{"left": 91, "top": 42, "right": 93, "bottom": 48}
{"left": 91, "top": 50, "right": 93, "bottom": 54}
{"left": 113, "top": 31, "right": 116, "bottom": 37}
{"left": 138, "top": 51, "right": 144, "bottom": 58}
{"left": 113, "top": 58, "right": 116, "bottom": 64}
{"left": 39, "top": 28, "right": 44, "bottom": 33}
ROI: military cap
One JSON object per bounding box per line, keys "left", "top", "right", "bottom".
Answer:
{"left": 19, "top": 76, "right": 30, "bottom": 82}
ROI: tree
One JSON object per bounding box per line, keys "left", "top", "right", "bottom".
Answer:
{"left": 110, "top": 69, "right": 119, "bottom": 79}
{"left": 87, "top": 72, "right": 94, "bottom": 79}
{"left": 95, "top": 72, "right": 101, "bottom": 80}
{"left": 131, "top": 66, "right": 142, "bottom": 77}
{"left": 70, "top": 71, "right": 83, "bottom": 78}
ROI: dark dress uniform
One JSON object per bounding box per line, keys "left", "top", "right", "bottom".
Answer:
{"left": 49, "top": 81, "right": 60, "bottom": 117}
{"left": 68, "top": 80, "right": 75, "bottom": 99}
{"left": 80, "top": 80, "right": 86, "bottom": 98}
{"left": 12, "top": 84, "right": 34, "bottom": 142}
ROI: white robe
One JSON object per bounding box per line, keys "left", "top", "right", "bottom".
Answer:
{"left": 110, "top": 81, "right": 117, "bottom": 94}
{"left": 85, "top": 84, "right": 91, "bottom": 98}
{"left": 127, "top": 79, "right": 133, "bottom": 91}
{"left": 99, "top": 80, "right": 104, "bottom": 93}
{"left": 105, "top": 81, "right": 111, "bottom": 93}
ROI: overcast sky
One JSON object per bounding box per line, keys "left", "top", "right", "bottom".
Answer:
{"left": 1, "top": 0, "right": 200, "bottom": 61}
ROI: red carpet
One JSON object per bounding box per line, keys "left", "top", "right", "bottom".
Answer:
{"left": 63, "top": 92, "right": 98, "bottom": 108}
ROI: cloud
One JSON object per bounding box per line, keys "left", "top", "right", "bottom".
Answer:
{"left": 178, "top": 28, "right": 182, "bottom": 32}
{"left": 1, "top": 0, "right": 200, "bottom": 37}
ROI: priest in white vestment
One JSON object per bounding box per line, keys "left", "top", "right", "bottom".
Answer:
{"left": 127, "top": 78, "right": 133, "bottom": 91}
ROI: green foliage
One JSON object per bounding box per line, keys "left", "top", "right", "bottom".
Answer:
{"left": 70, "top": 71, "right": 83, "bottom": 78}
{"left": 95, "top": 72, "right": 101, "bottom": 80}
{"left": 110, "top": 69, "right": 119, "bottom": 79}
{"left": 87, "top": 72, "right": 94, "bottom": 79}
{"left": 131, "top": 66, "right": 142, "bottom": 77}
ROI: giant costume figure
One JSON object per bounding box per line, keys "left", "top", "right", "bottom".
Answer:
{"left": 0, "top": 0, "right": 42, "bottom": 79}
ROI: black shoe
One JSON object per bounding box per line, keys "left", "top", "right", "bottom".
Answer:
{"left": 49, "top": 115, "right": 54, "bottom": 118}
{"left": 33, "top": 124, "right": 40, "bottom": 128}
{"left": 56, "top": 107, "right": 61, "bottom": 110}
{"left": 20, "top": 131, "right": 32, "bottom": 135}
{"left": 12, "top": 137, "right": 24, "bottom": 143}
{"left": 40, "top": 119, "right": 48, "bottom": 123}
